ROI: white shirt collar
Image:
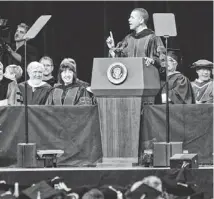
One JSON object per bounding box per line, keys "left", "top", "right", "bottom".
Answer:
{"left": 27, "top": 80, "right": 46, "bottom": 88}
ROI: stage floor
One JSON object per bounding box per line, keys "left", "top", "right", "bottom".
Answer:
{"left": 0, "top": 165, "right": 213, "bottom": 171}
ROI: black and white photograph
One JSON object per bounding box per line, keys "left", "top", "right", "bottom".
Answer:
{"left": 0, "top": 1, "right": 213, "bottom": 199}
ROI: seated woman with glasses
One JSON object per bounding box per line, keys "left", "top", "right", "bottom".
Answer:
{"left": 46, "top": 58, "right": 96, "bottom": 105}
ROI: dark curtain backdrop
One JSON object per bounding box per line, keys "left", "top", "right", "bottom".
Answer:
{"left": 0, "top": 1, "right": 213, "bottom": 82}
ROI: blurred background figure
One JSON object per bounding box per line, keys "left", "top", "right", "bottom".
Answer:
{"left": 0, "top": 61, "right": 17, "bottom": 106}
{"left": 39, "top": 56, "right": 57, "bottom": 87}
{"left": 191, "top": 59, "right": 213, "bottom": 104}
{"left": 4, "top": 64, "right": 23, "bottom": 83}
{"left": 5, "top": 23, "right": 38, "bottom": 82}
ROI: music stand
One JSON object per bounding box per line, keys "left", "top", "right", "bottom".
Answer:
{"left": 153, "top": 13, "right": 177, "bottom": 142}
{"left": 17, "top": 15, "right": 51, "bottom": 168}
{"left": 152, "top": 13, "right": 183, "bottom": 167}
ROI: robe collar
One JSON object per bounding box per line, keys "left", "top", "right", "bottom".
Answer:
{"left": 130, "top": 28, "right": 154, "bottom": 39}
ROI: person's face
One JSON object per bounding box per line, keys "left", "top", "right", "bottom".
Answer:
{"left": 128, "top": 11, "right": 143, "bottom": 31}
{"left": 28, "top": 66, "right": 43, "bottom": 85}
{"left": 14, "top": 26, "right": 27, "bottom": 42}
{"left": 0, "top": 64, "right": 3, "bottom": 81}
{"left": 61, "top": 68, "right": 74, "bottom": 85}
{"left": 5, "top": 66, "right": 16, "bottom": 80}
{"left": 40, "top": 59, "right": 53, "bottom": 76}
{"left": 196, "top": 68, "right": 211, "bottom": 81}
{"left": 161, "top": 56, "right": 177, "bottom": 72}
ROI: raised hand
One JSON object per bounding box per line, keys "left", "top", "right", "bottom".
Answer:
{"left": 106, "top": 31, "right": 115, "bottom": 49}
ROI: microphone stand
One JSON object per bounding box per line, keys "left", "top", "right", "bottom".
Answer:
{"left": 164, "top": 36, "right": 170, "bottom": 143}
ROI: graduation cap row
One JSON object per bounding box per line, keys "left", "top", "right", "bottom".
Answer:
{"left": 0, "top": 171, "right": 204, "bottom": 199}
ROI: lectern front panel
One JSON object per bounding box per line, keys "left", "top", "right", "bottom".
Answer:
{"left": 91, "top": 58, "right": 160, "bottom": 97}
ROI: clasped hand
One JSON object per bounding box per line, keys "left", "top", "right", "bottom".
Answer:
{"left": 144, "top": 57, "right": 155, "bottom": 66}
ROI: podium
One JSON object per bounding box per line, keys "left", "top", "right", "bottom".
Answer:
{"left": 91, "top": 58, "right": 160, "bottom": 166}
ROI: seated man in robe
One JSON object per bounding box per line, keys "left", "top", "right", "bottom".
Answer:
{"left": 156, "top": 51, "right": 195, "bottom": 104}
{"left": 0, "top": 62, "right": 17, "bottom": 105}
{"left": 191, "top": 59, "right": 213, "bottom": 104}
{"left": 16, "top": 61, "right": 51, "bottom": 105}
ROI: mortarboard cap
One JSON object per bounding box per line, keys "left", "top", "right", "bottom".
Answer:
{"left": 71, "top": 185, "right": 95, "bottom": 198}
{"left": 21, "top": 180, "right": 62, "bottom": 199}
{"left": 159, "top": 48, "right": 182, "bottom": 65}
{"left": 191, "top": 59, "right": 213, "bottom": 70}
{"left": 46, "top": 176, "right": 64, "bottom": 187}
{"left": 189, "top": 192, "right": 204, "bottom": 199}
{"left": 161, "top": 169, "right": 195, "bottom": 196}
{"left": 98, "top": 185, "right": 118, "bottom": 199}
{"left": 82, "top": 188, "right": 104, "bottom": 199}
{"left": 167, "top": 48, "right": 182, "bottom": 63}
{"left": 0, "top": 195, "right": 16, "bottom": 199}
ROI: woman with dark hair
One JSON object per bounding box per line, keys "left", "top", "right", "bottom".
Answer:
{"left": 46, "top": 58, "right": 96, "bottom": 105}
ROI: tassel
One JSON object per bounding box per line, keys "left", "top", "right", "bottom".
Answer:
{"left": 37, "top": 191, "right": 41, "bottom": 199}
{"left": 13, "top": 182, "right": 19, "bottom": 198}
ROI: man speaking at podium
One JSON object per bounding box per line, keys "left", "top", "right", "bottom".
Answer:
{"left": 106, "top": 8, "right": 164, "bottom": 69}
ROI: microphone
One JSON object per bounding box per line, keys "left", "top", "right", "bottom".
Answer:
{"left": 114, "top": 41, "right": 128, "bottom": 52}
{"left": 157, "top": 46, "right": 166, "bottom": 53}
{"left": 157, "top": 46, "right": 167, "bottom": 73}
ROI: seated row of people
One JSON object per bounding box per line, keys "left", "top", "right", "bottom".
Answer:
{"left": 0, "top": 54, "right": 213, "bottom": 106}
{"left": 158, "top": 53, "right": 213, "bottom": 104}
{"left": 0, "top": 58, "right": 96, "bottom": 106}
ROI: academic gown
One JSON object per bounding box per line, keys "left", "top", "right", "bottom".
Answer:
{"left": 157, "top": 72, "right": 195, "bottom": 104}
{"left": 46, "top": 82, "right": 96, "bottom": 105}
{"left": 115, "top": 29, "right": 164, "bottom": 69}
{"left": 0, "top": 77, "right": 13, "bottom": 100}
{"left": 191, "top": 79, "right": 213, "bottom": 103}
{"left": 17, "top": 81, "right": 51, "bottom": 105}
{"left": 43, "top": 76, "right": 57, "bottom": 87}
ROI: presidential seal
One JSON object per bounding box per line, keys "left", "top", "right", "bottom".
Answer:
{"left": 107, "top": 62, "right": 128, "bottom": 85}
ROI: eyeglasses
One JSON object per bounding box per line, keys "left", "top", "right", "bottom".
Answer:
{"left": 43, "top": 64, "right": 52, "bottom": 67}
